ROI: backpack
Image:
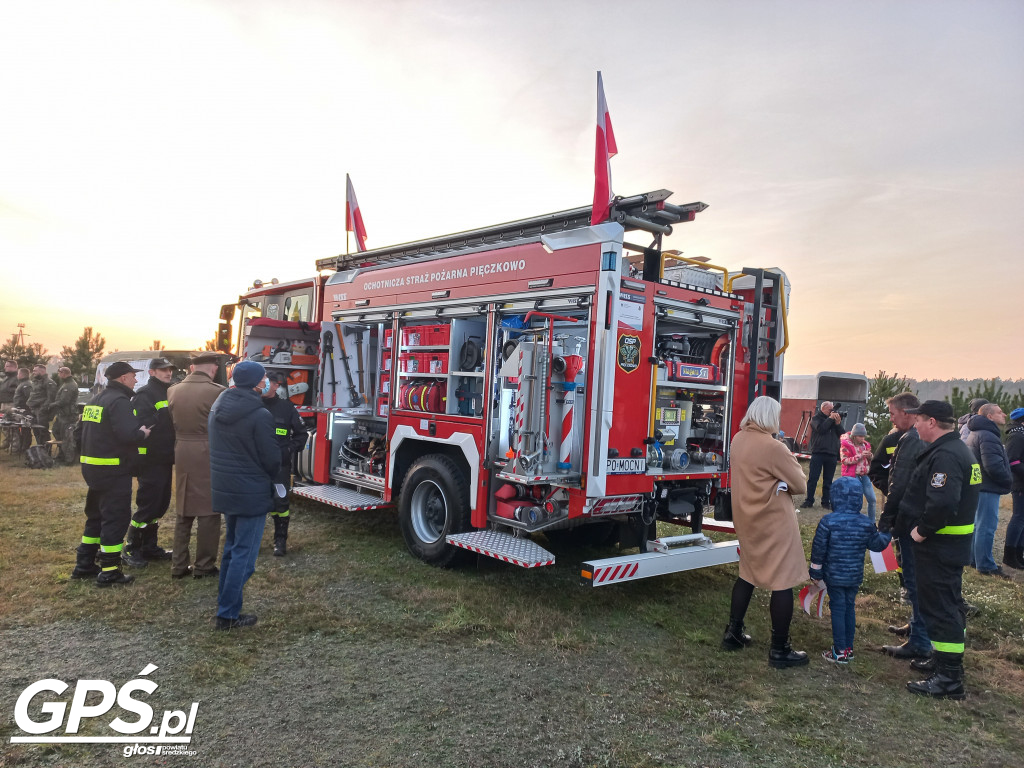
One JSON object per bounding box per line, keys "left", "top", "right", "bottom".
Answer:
{"left": 25, "top": 445, "right": 55, "bottom": 469}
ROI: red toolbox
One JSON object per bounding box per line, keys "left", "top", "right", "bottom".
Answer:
{"left": 401, "top": 326, "right": 425, "bottom": 347}
{"left": 420, "top": 324, "right": 451, "bottom": 346}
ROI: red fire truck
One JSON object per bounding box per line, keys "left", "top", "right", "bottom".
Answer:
{"left": 230, "top": 190, "right": 790, "bottom": 585}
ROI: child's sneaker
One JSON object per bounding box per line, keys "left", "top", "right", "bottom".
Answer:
{"left": 845, "top": 648, "right": 855, "bottom": 661}
{"left": 822, "top": 647, "right": 848, "bottom": 664}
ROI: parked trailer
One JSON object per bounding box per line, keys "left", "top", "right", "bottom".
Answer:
{"left": 779, "top": 372, "right": 868, "bottom": 455}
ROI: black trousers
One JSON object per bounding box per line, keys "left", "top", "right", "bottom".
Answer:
{"left": 81, "top": 467, "right": 133, "bottom": 550}
{"left": 133, "top": 461, "right": 173, "bottom": 526}
{"left": 806, "top": 453, "right": 837, "bottom": 504}
{"left": 914, "top": 543, "right": 966, "bottom": 656}
{"left": 272, "top": 463, "right": 291, "bottom": 516}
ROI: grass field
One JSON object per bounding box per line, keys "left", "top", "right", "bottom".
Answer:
{"left": 1, "top": 451, "right": 1022, "bottom": 767}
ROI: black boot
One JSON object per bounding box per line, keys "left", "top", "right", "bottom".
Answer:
{"left": 907, "top": 654, "right": 966, "bottom": 700}
{"left": 1003, "top": 545, "right": 1022, "bottom": 570}
{"left": 141, "top": 523, "right": 172, "bottom": 560}
{"left": 70, "top": 544, "right": 100, "bottom": 580}
{"left": 910, "top": 654, "right": 936, "bottom": 672}
{"left": 1003, "top": 548, "right": 1019, "bottom": 573}
{"left": 273, "top": 515, "right": 289, "bottom": 557}
{"left": 121, "top": 526, "right": 149, "bottom": 568}
{"left": 769, "top": 636, "right": 809, "bottom": 669}
{"left": 721, "top": 621, "right": 753, "bottom": 651}
{"left": 96, "top": 551, "right": 135, "bottom": 587}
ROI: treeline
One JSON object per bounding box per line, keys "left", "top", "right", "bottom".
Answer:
{"left": 865, "top": 372, "right": 1024, "bottom": 449}
{"left": 909, "top": 379, "right": 1024, "bottom": 403}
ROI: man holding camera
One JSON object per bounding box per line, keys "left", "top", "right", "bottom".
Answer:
{"left": 802, "top": 401, "right": 845, "bottom": 509}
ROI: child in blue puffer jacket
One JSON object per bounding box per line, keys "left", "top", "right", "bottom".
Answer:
{"left": 809, "top": 476, "right": 892, "bottom": 664}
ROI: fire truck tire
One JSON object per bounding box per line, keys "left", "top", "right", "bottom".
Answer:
{"left": 398, "top": 454, "right": 471, "bottom": 567}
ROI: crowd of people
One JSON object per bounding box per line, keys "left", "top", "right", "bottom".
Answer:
{"left": 64, "top": 354, "right": 306, "bottom": 631}
{"left": 7, "top": 356, "right": 1022, "bottom": 689}
{"left": 0, "top": 360, "right": 81, "bottom": 458}
{"left": 724, "top": 393, "right": 1024, "bottom": 701}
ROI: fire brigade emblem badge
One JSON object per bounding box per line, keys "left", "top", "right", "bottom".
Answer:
{"left": 617, "top": 334, "right": 641, "bottom": 373}
{"left": 930, "top": 472, "right": 947, "bottom": 488}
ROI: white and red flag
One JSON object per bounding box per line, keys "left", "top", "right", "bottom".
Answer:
{"left": 590, "top": 71, "right": 618, "bottom": 226}
{"left": 346, "top": 173, "right": 368, "bottom": 252}
{"left": 799, "top": 582, "right": 828, "bottom": 618}
{"left": 870, "top": 542, "right": 900, "bottom": 574}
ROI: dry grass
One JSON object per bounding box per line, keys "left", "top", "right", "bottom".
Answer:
{"left": 2, "top": 451, "right": 1024, "bottom": 767}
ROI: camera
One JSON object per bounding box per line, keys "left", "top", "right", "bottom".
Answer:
{"left": 832, "top": 402, "right": 848, "bottom": 420}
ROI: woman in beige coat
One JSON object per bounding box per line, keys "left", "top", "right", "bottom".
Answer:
{"left": 722, "top": 396, "right": 810, "bottom": 668}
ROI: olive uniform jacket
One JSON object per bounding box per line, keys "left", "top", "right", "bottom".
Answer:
{"left": 729, "top": 424, "right": 809, "bottom": 590}
{"left": 167, "top": 371, "right": 225, "bottom": 518}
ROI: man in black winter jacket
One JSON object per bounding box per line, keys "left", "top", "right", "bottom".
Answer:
{"left": 73, "top": 362, "right": 151, "bottom": 586}
{"left": 261, "top": 372, "right": 308, "bottom": 557}
{"left": 209, "top": 361, "right": 279, "bottom": 630}
{"left": 801, "top": 401, "right": 845, "bottom": 509}
{"left": 964, "top": 403, "right": 1011, "bottom": 576}
{"left": 878, "top": 393, "right": 932, "bottom": 660}
{"left": 123, "top": 358, "right": 177, "bottom": 566}
{"left": 1004, "top": 408, "right": 1024, "bottom": 568}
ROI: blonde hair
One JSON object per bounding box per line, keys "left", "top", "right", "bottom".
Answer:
{"left": 740, "top": 395, "right": 781, "bottom": 433}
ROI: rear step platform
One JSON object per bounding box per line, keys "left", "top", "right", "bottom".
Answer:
{"left": 293, "top": 484, "right": 392, "bottom": 511}
{"left": 700, "top": 516, "right": 736, "bottom": 534}
{"left": 581, "top": 538, "right": 739, "bottom": 586}
{"left": 446, "top": 531, "right": 556, "bottom": 569}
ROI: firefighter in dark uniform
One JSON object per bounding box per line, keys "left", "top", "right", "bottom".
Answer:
{"left": 261, "top": 372, "right": 308, "bottom": 556}
{"left": 72, "top": 361, "right": 152, "bottom": 586}
{"left": 896, "top": 400, "right": 980, "bottom": 699}
{"left": 123, "top": 358, "right": 177, "bottom": 567}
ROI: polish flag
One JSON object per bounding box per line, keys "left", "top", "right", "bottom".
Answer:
{"left": 590, "top": 71, "right": 618, "bottom": 226}
{"left": 870, "top": 542, "right": 900, "bottom": 574}
{"left": 799, "top": 582, "right": 827, "bottom": 618}
{"left": 346, "top": 173, "right": 368, "bottom": 252}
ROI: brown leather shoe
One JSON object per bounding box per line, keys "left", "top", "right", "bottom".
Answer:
{"left": 883, "top": 643, "right": 931, "bottom": 659}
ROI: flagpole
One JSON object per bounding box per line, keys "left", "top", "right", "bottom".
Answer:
{"left": 345, "top": 173, "right": 351, "bottom": 256}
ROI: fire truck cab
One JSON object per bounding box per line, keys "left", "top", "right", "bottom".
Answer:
{"left": 259, "top": 190, "right": 789, "bottom": 585}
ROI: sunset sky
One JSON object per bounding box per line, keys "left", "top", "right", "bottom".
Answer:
{"left": 2, "top": 1, "right": 1021, "bottom": 379}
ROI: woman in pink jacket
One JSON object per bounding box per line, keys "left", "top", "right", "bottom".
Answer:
{"left": 840, "top": 422, "right": 876, "bottom": 521}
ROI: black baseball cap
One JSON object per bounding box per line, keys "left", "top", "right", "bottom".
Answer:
{"left": 149, "top": 357, "right": 175, "bottom": 370}
{"left": 905, "top": 400, "right": 955, "bottom": 423}
{"left": 105, "top": 361, "right": 142, "bottom": 380}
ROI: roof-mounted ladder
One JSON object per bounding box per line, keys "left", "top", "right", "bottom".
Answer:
{"left": 315, "top": 190, "right": 708, "bottom": 272}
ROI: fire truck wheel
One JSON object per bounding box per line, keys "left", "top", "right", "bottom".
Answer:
{"left": 398, "top": 454, "right": 471, "bottom": 567}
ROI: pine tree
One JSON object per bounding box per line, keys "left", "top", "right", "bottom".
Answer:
{"left": 865, "top": 370, "right": 913, "bottom": 448}
{"left": 951, "top": 379, "right": 1024, "bottom": 419}
{"left": 0, "top": 336, "right": 48, "bottom": 368}
{"left": 60, "top": 327, "right": 106, "bottom": 383}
